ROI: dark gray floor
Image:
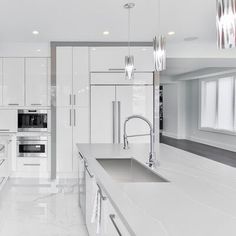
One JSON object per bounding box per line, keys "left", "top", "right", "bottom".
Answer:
{"left": 160, "top": 135, "right": 236, "bottom": 168}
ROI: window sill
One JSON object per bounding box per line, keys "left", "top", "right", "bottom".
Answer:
{"left": 199, "top": 127, "right": 236, "bottom": 136}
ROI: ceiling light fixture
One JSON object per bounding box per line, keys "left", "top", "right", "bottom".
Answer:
{"left": 153, "top": 0, "right": 166, "bottom": 71}
{"left": 103, "top": 31, "right": 110, "bottom": 35}
{"left": 168, "top": 31, "right": 175, "bottom": 36}
{"left": 216, "top": 0, "right": 236, "bottom": 49}
{"left": 32, "top": 30, "right": 39, "bottom": 35}
{"left": 124, "top": 3, "right": 135, "bottom": 80}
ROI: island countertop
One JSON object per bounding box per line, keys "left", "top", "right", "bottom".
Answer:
{"left": 77, "top": 143, "right": 236, "bottom": 236}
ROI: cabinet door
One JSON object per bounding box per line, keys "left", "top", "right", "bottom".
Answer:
{"left": 90, "top": 46, "right": 153, "bottom": 72}
{"left": 56, "top": 47, "right": 73, "bottom": 107}
{"left": 103, "top": 199, "right": 131, "bottom": 236}
{"left": 0, "top": 110, "right": 17, "bottom": 132}
{"left": 91, "top": 86, "right": 115, "bottom": 143}
{"left": 56, "top": 107, "right": 73, "bottom": 172}
{"left": 25, "top": 58, "right": 48, "bottom": 106}
{"left": 73, "top": 47, "right": 89, "bottom": 107}
{"left": 3, "top": 58, "right": 24, "bottom": 106}
{"left": 73, "top": 107, "right": 90, "bottom": 172}
{"left": 116, "top": 86, "right": 153, "bottom": 143}
{"left": 0, "top": 58, "right": 2, "bottom": 106}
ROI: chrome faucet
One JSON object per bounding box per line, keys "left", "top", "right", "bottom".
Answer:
{"left": 123, "top": 115, "right": 157, "bottom": 168}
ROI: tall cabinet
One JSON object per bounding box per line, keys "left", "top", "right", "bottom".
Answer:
{"left": 56, "top": 47, "right": 89, "bottom": 173}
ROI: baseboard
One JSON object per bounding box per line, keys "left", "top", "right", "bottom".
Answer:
{"left": 186, "top": 136, "right": 236, "bottom": 152}
{"left": 162, "top": 131, "right": 179, "bottom": 139}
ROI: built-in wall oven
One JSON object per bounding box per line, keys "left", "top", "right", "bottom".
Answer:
{"left": 18, "top": 110, "right": 48, "bottom": 132}
{"left": 17, "top": 137, "right": 48, "bottom": 158}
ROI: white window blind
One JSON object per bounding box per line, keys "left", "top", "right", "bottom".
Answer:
{"left": 201, "top": 77, "right": 236, "bottom": 133}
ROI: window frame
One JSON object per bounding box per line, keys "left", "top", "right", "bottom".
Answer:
{"left": 199, "top": 77, "right": 236, "bottom": 136}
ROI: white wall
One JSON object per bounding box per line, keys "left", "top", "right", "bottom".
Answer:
{"left": 185, "top": 80, "right": 236, "bottom": 152}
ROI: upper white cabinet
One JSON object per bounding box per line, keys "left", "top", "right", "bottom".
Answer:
{"left": 0, "top": 59, "right": 2, "bottom": 106}
{"left": 90, "top": 47, "right": 154, "bottom": 72}
{"left": 56, "top": 47, "right": 89, "bottom": 107}
{"left": 0, "top": 110, "right": 17, "bottom": 132}
{"left": 73, "top": 47, "right": 89, "bottom": 107}
{"left": 56, "top": 47, "right": 73, "bottom": 107}
{"left": 2, "top": 58, "right": 24, "bottom": 106}
{"left": 25, "top": 58, "right": 48, "bottom": 106}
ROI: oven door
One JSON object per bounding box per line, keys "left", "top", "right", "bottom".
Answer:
{"left": 17, "top": 137, "right": 47, "bottom": 158}
{"left": 18, "top": 110, "right": 48, "bottom": 132}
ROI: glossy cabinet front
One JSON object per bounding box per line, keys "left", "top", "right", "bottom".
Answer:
{"left": 2, "top": 58, "right": 25, "bottom": 106}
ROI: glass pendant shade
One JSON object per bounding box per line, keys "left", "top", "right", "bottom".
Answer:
{"left": 125, "top": 55, "right": 135, "bottom": 80}
{"left": 216, "top": 0, "right": 236, "bottom": 49}
{"left": 153, "top": 35, "right": 166, "bottom": 71}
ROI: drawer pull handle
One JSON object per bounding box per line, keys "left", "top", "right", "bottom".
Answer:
{"left": 31, "top": 104, "right": 42, "bottom": 106}
{"left": 0, "top": 129, "right": 10, "bottom": 132}
{"left": 8, "top": 103, "right": 19, "bottom": 106}
{"left": 23, "top": 163, "right": 41, "bottom": 166}
{"left": 109, "top": 214, "right": 122, "bottom": 236}
{"left": 0, "top": 159, "right": 5, "bottom": 166}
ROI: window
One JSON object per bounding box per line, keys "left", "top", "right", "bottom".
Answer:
{"left": 201, "top": 77, "right": 236, "bottom": 133}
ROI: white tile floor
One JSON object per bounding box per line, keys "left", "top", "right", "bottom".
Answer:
{"left": 0, "top": 178, "right": 88, "bottom": 236}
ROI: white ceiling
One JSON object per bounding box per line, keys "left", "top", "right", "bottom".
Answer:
{"left": 0, "top": 0, "right": 219, "bottom": 43}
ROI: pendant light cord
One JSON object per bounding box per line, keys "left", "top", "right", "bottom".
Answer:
{"left": 158, "top": 0, "right": 161, "bottom": 35}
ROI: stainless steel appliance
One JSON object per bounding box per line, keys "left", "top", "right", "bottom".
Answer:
{"left": 17, "top": 137, "right": 48, "bottom": 158}
{"left": 18, "top": 110, "right": 48, "bottom": 132}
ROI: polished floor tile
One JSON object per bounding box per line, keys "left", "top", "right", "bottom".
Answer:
{"left": 0, "top": 178, "right": 88, "bottom": 236}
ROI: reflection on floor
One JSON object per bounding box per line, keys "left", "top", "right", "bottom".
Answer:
{"left": 161, "top": 135, "right": 236, "bottom": 168}
{"left": 0, "top": 178, "right": 88, "bottom": 236}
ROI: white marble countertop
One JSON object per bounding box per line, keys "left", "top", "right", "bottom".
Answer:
{"left": 77, "top": 143, "right": 236, "bottom": 236}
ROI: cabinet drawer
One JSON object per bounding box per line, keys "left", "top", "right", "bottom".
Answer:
{"left": 91, "top": 72, "right": 153, "bottom": 85}
{"left": 17, "top": 158, "right": 47, "bottom": 172}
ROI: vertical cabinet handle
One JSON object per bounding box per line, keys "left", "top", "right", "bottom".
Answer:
{"left": 69, "top": 94, "right": 72, "bottom": 105}
{"left": 74, "top": 95, "right": 76, "bottom": 105}
{"left": 109, "top": 214, "right": 122, "bottom": 236}
{"left": 74, "top": 109, "right": 76, "bottom": 126}
{"left": 69, "top": 109, "right": 72, "bottom": 126}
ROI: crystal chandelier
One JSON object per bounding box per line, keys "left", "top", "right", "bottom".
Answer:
{"left": 124, "top": 3, "right": 135, "bottom": 80}
{"left": 216, "top": 0, "right": 236, "bottom": 49}
{"left": 153, "top": 0, "right": 166, "bottom": 72}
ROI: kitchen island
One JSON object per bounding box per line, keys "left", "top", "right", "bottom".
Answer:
{"left": 77, "top": 143, "right": 236, "bottom": 236}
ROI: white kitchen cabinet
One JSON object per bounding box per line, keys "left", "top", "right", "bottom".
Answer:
{"left": 56, "top": 107, "right": 73, "bottom": 172}
{"left": 73, "top": 107, "right": 90, "bottom": 172}
{"left": 3, "top": 58, "right": 24, "bottom": 106}
{"left": 90, "top": 47, "right": 154, "bottom": 72}
{"left": 116, "top": 86, "right": 153, "bottom": 143}
{"left": 91, "top": 72, "right": 153, "bottom": 85}
{"left": 56, "top": 47, "right": 73, "bottom": 107}
{"left": 91, "top": 86, "right": 116, "bottom": 143}
{"left": 25, "top": 58, "right": 48, "bottom": 106}
{"left": 0, "top": 58, "right": 3, "bottom": 106}
{"left": 73, "top": 47, "right": 90, "bottom": 107}
{"left": 0, "top": 110, "right": 17, "bottom": 132}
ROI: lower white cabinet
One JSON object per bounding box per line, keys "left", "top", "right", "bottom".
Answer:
{"left": 57, "top": 107, "right": 90, "bottom": 173}
{"left": 84, "top": 162, "right": 131, "bottom": 236}
{"left": 16, "top": 158, "right": 48, "bottom": 172}
{"left": 0, "top": 110, "right": 17, "bottom": 133}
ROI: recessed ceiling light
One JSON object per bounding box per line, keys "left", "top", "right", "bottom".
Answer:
{"left": 184, "top": 36, "right": 198, "bottom": 41}
{"left": 103, "top": 31, "right": 110, "bottom": 35}
{"left": 32, "top": 30, "right": 39, "bottom": 35}
{"left": 168, "top": 31, "right": 175, "bottom": 36}
{"left": 91, "top": 48, "right": 96, "bottom": 51}
{"left": 36, "top": 49, "right": 41, "bottom": 52}
{"left": 141, "top": 48, "right": 147, "bottom": 51}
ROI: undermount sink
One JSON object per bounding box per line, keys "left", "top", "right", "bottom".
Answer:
{"left": 97, "top": 158, "right": 168, "bottom": 183}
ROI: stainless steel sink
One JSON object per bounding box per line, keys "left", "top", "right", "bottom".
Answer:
{"left": 97, "top": 158, "right": 168, "bottom": 183}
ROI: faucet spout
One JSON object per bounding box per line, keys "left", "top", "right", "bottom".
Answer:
{"left": 123, "top": 115, "right": 157, "bottom": 168}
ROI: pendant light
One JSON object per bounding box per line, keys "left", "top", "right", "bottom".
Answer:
{"left": 153, "top": 0, "right": 166, "bottom": 71}
{"left": 124, "top": 3, "right": 135, "bottom": 80}
{"left": 216, "top": 0, "right": 236, "bottom": 49}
